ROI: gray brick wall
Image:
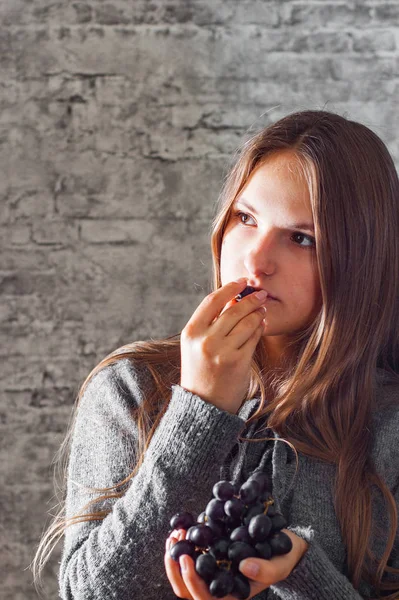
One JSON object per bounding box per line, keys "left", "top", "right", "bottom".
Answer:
{"left": 1, "top": 1, "right": 398, "bottom": 598}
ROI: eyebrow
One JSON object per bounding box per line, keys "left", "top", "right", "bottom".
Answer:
{"left": 234, "top": 197, "right": 315, "bottom": 233}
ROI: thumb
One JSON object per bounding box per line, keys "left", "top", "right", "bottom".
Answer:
{"left": 239, "top": 558, "right": 262, "bottom": 580}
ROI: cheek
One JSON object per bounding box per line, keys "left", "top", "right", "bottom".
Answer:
{"left": 220, "top": 236, "right": 240, "bottom": 268}
{"left": 304, "top": 270, "right": 322, "bottom": 316}
{"left": 290, "top": 267, "right": 320, "bottom": 311}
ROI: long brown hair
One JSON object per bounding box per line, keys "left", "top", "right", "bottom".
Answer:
{"left": 31, "top": 110, "right": 399, "bottom": 598}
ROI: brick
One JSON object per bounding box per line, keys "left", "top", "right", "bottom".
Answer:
{"left": 2, "top": 355, "right": 91, "bottom": 391}
{"left": 0, "top": 271, "right": 59, "bottom": 296}
{"left": 91, "top": 1, "right": 285, "bottom": 27}
{"left": 9, "top": 224, "right": 31, "bottom": 245}
{"left": 1, "top": 191, "right": 54, "bottom": 225}
{"left": 0, "top": 399, "right": 71, "bottom": 433}
{"left": 0, "top": 431, "right": 63, "bottom": 486}
{"left": 95, "top": 3, "right": 132, "bottom": 26}
{"left": 352, "top": 30, "right": 396, "bottom": 53}
{"left": 0, "top": 1, "right": 92, "bottom": 26}
{"left": 285, "top": 3, "right": 374, "bottom": 28}
{"left": 374, "top": 3, "right": 399, "bottom": 26}
{"left": 72, "top": 2, "right": 93, "bottom": 24}
{"left": 79, "top": 218, "right": 156, "bottom": 243}
{"left": 0, "top": 295, "right": 57, "bottom": 331}
{"left": 147, "top": 125, "right": 249, "bottom": 159}
{"left": 0, "top": 248, "right": 52, "bottom": 271}
{"left": 0, "top": 485, "right": 65, "bottom": 547}
{"left": 32, "top": 220, "right": 79, "bottom": 246}
{"left": 289, "top": 31, "right": 352, "bottom": 53}
{"left": 331, "top": 55, "right": 399, "bottom": 80}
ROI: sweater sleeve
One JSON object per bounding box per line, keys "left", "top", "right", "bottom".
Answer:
{"left": 58, "top": 359, "right": 246, "bottom": 600}
{"left": 270, "top": 493, "right": 399, "bottom": 599}
{"left": 269, "top": 525, "right": 364, "bottom": 599}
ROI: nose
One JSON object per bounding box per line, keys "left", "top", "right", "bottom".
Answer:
{"left": 244, "top": 232, "right": 277, "bottom": 277}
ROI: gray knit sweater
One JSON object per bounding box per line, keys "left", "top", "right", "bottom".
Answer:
{"left": 58, "top": 357, "right": 399, "bottom": 599}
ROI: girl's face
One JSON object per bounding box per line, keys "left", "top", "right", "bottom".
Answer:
{"left": 221, "top": 151, "right": 321, "bottom": 349}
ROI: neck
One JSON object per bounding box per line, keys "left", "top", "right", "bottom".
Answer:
{"left": 262, "top": 335, "right": 291, "bottom": 370}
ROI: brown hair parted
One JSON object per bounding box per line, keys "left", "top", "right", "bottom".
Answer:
{"left": 31, "top": 110, "right": 399, "bottom": 598}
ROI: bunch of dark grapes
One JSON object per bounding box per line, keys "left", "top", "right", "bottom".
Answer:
{"left": 168, "top": 471, "right": 292, "bottom": 599}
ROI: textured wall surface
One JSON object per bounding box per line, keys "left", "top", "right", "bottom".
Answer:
{"left": 1, "top": 1, "right": 398, "bottom": 598}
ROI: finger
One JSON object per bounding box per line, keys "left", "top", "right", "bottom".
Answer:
{"left": 164, "top": 536, "right": 194, "bottom": 599}
{"left": 219, "top": 297, "right": 237, "bottom": 317}
{"left": 213, "top": 291, "right": 268, "bottom": 340}
{"left": 214, "top": 306, "right": 266, "bottom": 351}
{"left": 236, "top": 312, "right": 267, "bottom": 350}
{"left": 239, "top": 552, "right": 293, "bottom": 588}
{"left": 186, "top": 279, "right": 248, "bottom": 331}
{"left": 164, "top": 551, "right": 194, "bottom": 599}
{"left": 179, "top": 554, "right": 213, "bottom": 600}
{"left": 239, "top": 557, "right": 278, "bottom": 587}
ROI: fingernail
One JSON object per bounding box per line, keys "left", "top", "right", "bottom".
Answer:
{"left": 239, "top": 559, "right": 259, "bottom": 578}
{"left": 234, "top": 277, "right": 247, "bottom": 283}
{"left": 179, "top": 555, "right": 189, "bottom": 571}
{"left": 255, "top": 290, "right": 268, "bottom": 301}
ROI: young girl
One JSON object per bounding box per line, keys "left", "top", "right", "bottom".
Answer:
{"left": 32, "top": 110, "right": 399, "bottom": 600}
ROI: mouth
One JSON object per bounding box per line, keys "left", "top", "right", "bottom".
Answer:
{"left": 236, "top": 285, "right": 279, "bottom": 302}
{"left": 250, "top": 286, "right": 279, "bottom": 302}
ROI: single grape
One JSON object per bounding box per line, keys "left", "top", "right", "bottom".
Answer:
{"left": 242, "top": 502, "right": 264, "bottom": 526}
{"left": 197, "top": 511, "right": 206, "bottom": 524}
{"left": 169, "top": 540, "right": 196, "bottom": 562}
{"left": 206, "top": 498, "right": 226, "bottom": 521}
{"left": 205, "top": 517, "right": 226, "bottom": 538}
{"left": 195, "top": 553, "right": 217, "bottom": 584}
{"left": 248, "top": 514, "right": 272, "bottom": 543}
{"left": 264, "top": 501, "right": 277, "bottom": 517}
{"left": 239, "top": 480, "right": 261, "bottom": 504}
{"left": 209, "top": 570, "right": 235, "bottom": 598}
{"left": 209, "top": 538, "right": 231, "bottom": 560}
{"left": 230, "top": 525, "right": 252, "bottom": 545}
{"left": 269, "top": 531, "right": 293, "bottom": 556}
{"left": 255, "top": 540, "right": 272, "bottom": 559}
{"left": 186, "top": 524, "right": 214, "bottom": 547}
{"left": 193, "top": 549, "right": 203, "bottom": 561}
{"left": 270, "top": 513, "right": 287, "bottom": 533}
{"left": 231, "top": 572, "right": 251, "bottom": 599}
{"left": 225, "top": 497, "right": 245, "bottom": 520}
{"left": 213, "top": 480, "right": 235, "bottom": 501}
{"left": 224, "top": 516, "right": 242, "bottom": 534}
{"left": 247, "top": 471, "right": 270, "bottom": 495}
{"left": 170, "top": 511, "right": 195, "bottom": 530}
{"left": 228, "top": 541, "right": 259, "bottom": 565}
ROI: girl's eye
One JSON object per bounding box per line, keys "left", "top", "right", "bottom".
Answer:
{"left": 291, "top": 232, "right": 316, "bottom": 248}
{"left": 234, "top": 211, "right": 255, "bottom": 225}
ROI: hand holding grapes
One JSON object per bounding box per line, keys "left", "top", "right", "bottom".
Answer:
{"left": 164, "top": 473, "right": 309, "bottom": 599}
{"left": 165, "top": 528, "right": 308, "bottom": 600}
{"left": 180, "top": 279, "right": 268, "bottom": 414}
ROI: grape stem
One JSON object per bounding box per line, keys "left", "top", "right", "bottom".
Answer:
{"left": 263, "top": 498, "right": 274, "bottom": 514}
{"left": 216, "top": 559, "right": 232, "bottom": 570}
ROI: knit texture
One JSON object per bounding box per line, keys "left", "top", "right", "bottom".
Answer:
{"left": 58, "top": 357, "right": 399, "bottom": 599}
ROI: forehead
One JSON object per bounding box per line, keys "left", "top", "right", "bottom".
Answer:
{"left": 238, "top": 152, "right": 312, "bottom": 217}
